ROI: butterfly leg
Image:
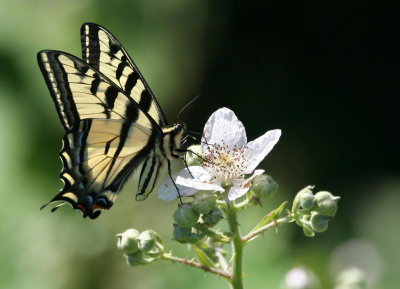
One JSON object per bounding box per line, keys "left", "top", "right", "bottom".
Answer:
{"left": 167, "top": 159, "right": 183, "bottom": 203}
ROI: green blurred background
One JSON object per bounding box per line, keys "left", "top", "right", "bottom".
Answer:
{"left": 0, "top": 1, "right": 398, "bottom": 288}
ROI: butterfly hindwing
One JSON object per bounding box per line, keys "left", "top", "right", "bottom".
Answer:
{"left": 136, "top": 150, "right": 162, "bottom": 201}
{"left": 80, "top": 22, "right": 167, "bottom": 127}
{"left": 46, "top": 118, "right": 160, "bottom": 218}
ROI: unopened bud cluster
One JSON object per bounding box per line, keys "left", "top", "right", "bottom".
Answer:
{"left": 117, "top": 229, "right": 164, "bottom": 266}
{"left": 173, "top": 191, "right": 223, "bottom": 243}
{"left": 292, "top": 186, "right": 340, "bottom": 237}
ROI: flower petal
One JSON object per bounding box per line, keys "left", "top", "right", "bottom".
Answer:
{"left": 185, "top": 166, "right": 213, "bottom": 181}
{"left": 157, "top": 180, "right": 198, "bottom": 201}
{"left": 157, "top": 168, "right": 200, "bottom": 201}
{"left": 228, "top": 184, "right": 250, "bottom": 201}
{"left": 228, "top": 169, "right": 264, "bottom": 200}
{"left": 202, "top": 108, "right": 247, "bottom": 152}
{"left": 176, "top": 176, "right": 225, "bottom": 193}
{"left": 244, "top": 129, "right": 281, "bottom": 174}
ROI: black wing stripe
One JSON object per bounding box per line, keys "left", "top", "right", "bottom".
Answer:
{"left": 78, "top": 119, "right": 90, "bottom": 178}
{"left": 139, "top": 89, "right": 152, "bottom": 114}
{"left": 103, "top": 122, "right": 131, "bottom": 184}
{"left": 105, "top": 86, "right": 118, "bottom": 110}
{"left": 116, "top": 61, "right": 128, "bottom": 80}
{"left": 125, "top": 101, "right": 139, "bottom": 122}
{"left": 90, "top": 74, "right": 101, "bottom": 94}
{"left": 124, "top": 70, "right": 139, "bottom": 96}
{"left": 141, "top": 155, "right": 157, "bottom": 192}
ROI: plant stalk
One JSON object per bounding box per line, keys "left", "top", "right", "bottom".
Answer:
{"left": 225, "top": 204, "right": 244, "bottom": 289}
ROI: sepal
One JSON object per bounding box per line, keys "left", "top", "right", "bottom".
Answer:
{"left": 173, "top": 203, "right": 200, "bottom": 228}
{"left": 192, "top": 191, "right": 217, "bottom": 215}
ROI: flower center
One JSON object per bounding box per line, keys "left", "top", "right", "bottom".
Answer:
{"left": 217, "top": 153, "right": 232, "bottom": 165}
{"left": 202, "top": 142, "right": 248, "bottom": 182}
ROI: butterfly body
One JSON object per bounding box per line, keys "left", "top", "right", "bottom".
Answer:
{"left": 38, "top": 23, "right": 184, "bottom": 219}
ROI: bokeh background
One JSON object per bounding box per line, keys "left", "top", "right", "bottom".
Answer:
{"left": 1, "top": 1, "right": 398, "bottom": 288}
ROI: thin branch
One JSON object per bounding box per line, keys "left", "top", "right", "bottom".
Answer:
{"left": 161, "top": 253, "right": 232, "bottom": 280}
{"left": 241, "top": 216, "right": 289, "bottom": 243}
{"left": 215, "top": 249, "right": 230, "bottom": 272}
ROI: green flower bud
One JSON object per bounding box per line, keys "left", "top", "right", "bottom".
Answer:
{"left": 251, "top": 174, "right": 278, "bottom": 199}
{"left": 202, "top": 207, "right": 223, "bottom": 226}
{"left": 173, "top": 224, "right": 192, "bottom": 243}
{"left": 192, "top": 191, "right": 217, "bottom": 214}
{"left": 299, "top": 189, "right": 315, "bottom": 211}
{"left": 126, "top": 249, "right": 162, "bottom": 267}
{"left": 314, "top": 191, "right": 340, "bottom": 217}
{"left": 126, "top": 251, "right": 147, "bottom": 267}
{"left": 173, "top": 224, "right": 203, "bottom": 244}
{"left": 185, "top": 145, "right": 203, "bottom": 166}
{"left": 173, "top": 203, "right": 200, "bottom": 228}
{"left": 116, "top": 228, "right": 140, "bottom": 254}
{"left": 292, "top": 185, "right": 314, "bottom": 213}
{"left": 138, "top": 230, "right": 164, "bottom": 255}
{"left": 310, "top": 212, "right": 329, "bottom": 233}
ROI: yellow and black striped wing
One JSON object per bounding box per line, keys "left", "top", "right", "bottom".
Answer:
{"left": 37, "top": 50, "right": 156, "bottom": 130}
{"left": 81, "top": 22, "right": 167, "bottom": 127}
{"left": 49, "top": 119, "right": 158, "bottom": 219}
{"left": 38, "top": 50, "right": 163, "bottom": 218}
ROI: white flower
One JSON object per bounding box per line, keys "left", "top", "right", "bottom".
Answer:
{"left": 283, "top": 267, "right": 318, "bottom": 289}
{"left": 157, "top": 107, "right": 281, "bottom": 201}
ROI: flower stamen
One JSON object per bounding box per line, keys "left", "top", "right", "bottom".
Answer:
{"left": 202, "top": 141, "right": 249, "bottom": 182}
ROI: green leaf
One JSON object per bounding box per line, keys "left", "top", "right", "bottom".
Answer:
{"left": 192, "top": 243, "right": 218, "bottom": 268}
{"left": 249, "top": 201, "right": 287, "bottom": 234}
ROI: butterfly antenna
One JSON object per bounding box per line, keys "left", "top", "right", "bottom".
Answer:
{"left": 186, "top": 130, "right": 202, "bottom": 136}
{"left": 176, "top": 93, "right": 201, "bottom": 121}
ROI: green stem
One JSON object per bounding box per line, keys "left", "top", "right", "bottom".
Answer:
{"left": 241, "top": 216, "right": 289, "bottom": 243}
{"left": 161, "top": 253, "right": 232, "bottom": 280}
{"left": 225, "top": 204, "right": 244, "bottom": 289}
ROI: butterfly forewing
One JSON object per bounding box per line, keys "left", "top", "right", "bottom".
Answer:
{"left": 81, "top": 22, "right": 167, "bottom": 127}
{"left": 37, "top": 51, "right": 154, "bottom": 129}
